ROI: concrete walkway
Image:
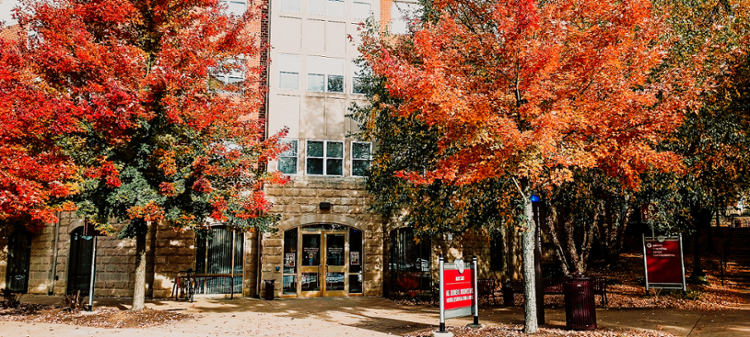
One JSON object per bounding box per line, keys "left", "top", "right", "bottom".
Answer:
{"left": 1, "top": 294, "right": 749, "bottom": 336}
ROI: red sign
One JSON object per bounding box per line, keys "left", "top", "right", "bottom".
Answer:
{"left": 442, "top": 269, "right": 474, "bottom": 310}
{"left": 645, "top": 238, "right": 683, "bottom": 285}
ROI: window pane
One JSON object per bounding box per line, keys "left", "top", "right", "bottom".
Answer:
{"left": 326, "top": 159, "right": 343, "bottom": 175}
{"left": 227, "top": 1, "right": 246, "bottom": 16}
{"left": 352, "top": 160, "right": 369, "bottom": 176}
{"left": 281, "top": 140, "right": 298, "bottom": 156}
{"left": 352, "top": 2, "right": 371, "bottom": 20}
{"left": 308, "top": 73, "right": 325, "bottom": 92}
{"left": 307, "top": 141, "right": 324, "bottom": 157}
{"left": 327, "top": 0, "right": 345, "bottom": 17}
{"left": 284, "top": 228, "right": 298, "bottom": 274}
{"left": 326, "top": 272, "right": 345, "bottom": 290}
{"left": 352, "top": 76, "right": 366, "bottom": 94}
{"left": 283, "top": 275, "right": 297, "bottom": 294}
{"left": 280, "top": 71, "right": 299, "bottom": 89}
{"left": 279, "top": 157, "right": 297, "bottom": 174}
{"left": 309, "top": 0, "right": 324, "bottom": 15}
{"left": 307, "top": 158, "right": 324, "bottom": 175}
{"left": 301, "top": 273, "right": 320, "bottom": 291}
{"left": 352, "top": 142, "right": 370, "bottom": 159}
{"left": 327, "top": 142, "right": 343, "bottom": 158}
{"left": 281, "top": 0, "right": 300, "bottom": 13}
{"left": 327, "top": 75, "right": 344, "bottom": 92}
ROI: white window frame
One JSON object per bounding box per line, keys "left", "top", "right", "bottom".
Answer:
{"left": 277, "top": 139, "right": 299, "bottom": 175}
{"left": 278, "top": 53, "right": 301, "bottom": 90}
{"left": 307, "top": 57, "right": 345, "bottom": 93}
{"left": 305, "top": 140, "right": 345, "bottom": 176}
{"left": 210, "top": 58, "right": 246, "bottom": 94}
{"left": 350, "top": 141, "right": 372, "bottom": 177}
{"left": 220, "top": 0, "right": 248, "bottom": 17}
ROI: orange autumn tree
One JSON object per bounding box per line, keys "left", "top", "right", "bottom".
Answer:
{"left": 360, "top": 0, "right": 702, "bottom": 332}
{"left": 0, "top": 38, "right": 79, "bottom": 230}
{"left": 3, "top": 0, "right": 287, "bottom": 310}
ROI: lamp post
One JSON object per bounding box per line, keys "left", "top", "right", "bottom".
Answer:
{"left": 531, "top": 194, "right": 544, "bottom": 324}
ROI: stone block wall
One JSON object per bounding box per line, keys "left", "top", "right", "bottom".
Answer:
{"left": 263, "top": 176, "right": 385, "bottom": 297}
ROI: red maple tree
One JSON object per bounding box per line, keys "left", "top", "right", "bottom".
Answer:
{"left": 1, "top": 0, "right": 287, "bottom": 310}
{"left": 361, "top": 0, "right": 703, "bottom": 332}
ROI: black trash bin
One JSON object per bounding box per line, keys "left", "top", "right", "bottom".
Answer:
{"left": 502, "top": 280, "right": 514, "bottom": 306}
{"left": 263, "top": 279, "right": 275, "bottom": 301}
{"left": 563, "top": 273, "right": 596, "bottom": 330}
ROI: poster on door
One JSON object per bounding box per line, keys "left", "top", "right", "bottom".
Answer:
{"left": 350, "top": 251, "right": 360, "bottom": 266}
{"left": 285, "top": 253, "right": 295, "bottom": 267}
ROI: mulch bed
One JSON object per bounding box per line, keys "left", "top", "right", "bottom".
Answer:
{"left": 404, "top": 324, "right": 678, "bottom": 337}
{"left": 0, "top": 303, "right": 198, "bottom": 329}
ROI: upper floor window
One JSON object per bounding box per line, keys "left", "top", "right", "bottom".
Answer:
{"left": 308, "top": 56, "right": 344, "bottom": 93}
{"left": 309, "top": 0, "right": 345, "bottom": 17}
{"left": 278, "top": 53, "right": 301, "bottom": 90}
{"left": 352, "top": 1, "right": 372, "bottom": 20}
{"left": 220, "top": 0, "right": 247, "bottom": 16}
{"left": 280, "top": 0, "right": 301, "bottom": 13}
{"left": 278, "top": 139, "right": 299, "bottom": 174}
{"left": 306, "top": 140, "right": 343, "bottom": 176}
{"left": 390, "top": 1, "right": 421, "bottom": 35}
{"left": 209, "top": 59, "right": 245, "bottom": 93}
{"left": 351, "top": 142, "right": 371, "bottom": 176}
{"left": 352, "top": 61, "right": 366, "bottom": 94}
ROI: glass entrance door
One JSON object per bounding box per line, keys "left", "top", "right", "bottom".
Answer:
{"left": 298, "top": 230, "right": 348, "bottom": 297}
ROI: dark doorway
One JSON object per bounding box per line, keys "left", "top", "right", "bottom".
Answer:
{"left": 6, "top": 230, "right": 32, "bottom": 293}
{"left": 67, "top": 227, "right": 94, "bottom": 295}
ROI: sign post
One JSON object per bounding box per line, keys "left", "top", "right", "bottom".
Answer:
{"left": 436, "top": 256, "right": 479, "bottom": 337}
{"left": 642, "top": 234, "right": 686, "bottom": 291}
{"left": 83, "top": 222, "right": 105, "bottom": 311}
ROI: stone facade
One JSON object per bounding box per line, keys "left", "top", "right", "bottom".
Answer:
{"left": 261, "top": 176, "right": 385, "bottom": 297}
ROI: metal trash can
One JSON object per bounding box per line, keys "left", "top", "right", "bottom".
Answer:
{"left": 263, "top": 279, "right": 275, "bottom": 301}
{"left": 502, "top": 280, "right": 514, "bottom": 306}
{"left": 563, "top": 273, "right": 596, "bottom": 330}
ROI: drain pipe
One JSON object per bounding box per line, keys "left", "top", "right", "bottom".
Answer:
{"left": 256, "top": 230, "right": 263, "bottom": 298}
{"left": 48, "top": 212, "right": 61, "bottom": 295}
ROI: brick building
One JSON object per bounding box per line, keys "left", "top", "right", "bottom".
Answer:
{"left": 0, "top": 0, "right": 511, "bottom": 300}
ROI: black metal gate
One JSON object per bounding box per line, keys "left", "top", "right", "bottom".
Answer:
{"left": 6, "top": 230, "right": 32, "bottom": 293}
{"left": 195, "top": 227, "right": 243, "bottom": 294}
{"left": 67, "top": 227, "right": 94, "bottom": 295}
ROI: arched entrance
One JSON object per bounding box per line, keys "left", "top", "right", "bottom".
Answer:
{"left": 67, "top": 227, "right": 94, "bottom": 295}
{"left": 281, "top": 224, "right": 363, "bottom": 297}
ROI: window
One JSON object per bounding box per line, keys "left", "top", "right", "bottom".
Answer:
{"left": 278, "top": 54, "right": 301, "bottom": 90}
{"left": 307, "top": 57, "right": 345, "bottom": 93}
{"left": 280, "top": 0, "right": 300, "bottom": 13}
{"left": 220, "top": 0, "right": 247, "bottom": 16}
{"left": 210, "top": 59, "right": 245, "bottom": 93}
{"left": 308, "top": 0, "right": 344, "bottom": 17}
{"left": 352, "top": 61, "right": 366, "bottom": 94}
{"left": 390, "top": 1, "right": 422, "bottom": 35}
{"left": 306, "top": 140, "right": 344, "bottom": 176}
{"left": 352, "top": 1, "right": 372, "bottom": 20}
{"left": 278, "top": 139, "right": 298, "bottom": 174}
{"left": 351, "top": 142, "right": 371, "bottom": 176}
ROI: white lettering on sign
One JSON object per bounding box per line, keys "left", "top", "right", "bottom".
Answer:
{"left": 445, "top": 288, "right": 473, "bottom": 298}
{"left": 456, "top": 276, "right": 464, "bottom": 281}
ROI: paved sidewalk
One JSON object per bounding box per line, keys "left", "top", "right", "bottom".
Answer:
{"left": 1, "top": 294, "right": 749, "bottom": 336}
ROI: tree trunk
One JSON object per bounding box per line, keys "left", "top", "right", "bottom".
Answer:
{"left": 522, "top": 196, "right": 538, "bottom": 334}
{"left": 132, "top": 232, "right": 147, "bottom": 311}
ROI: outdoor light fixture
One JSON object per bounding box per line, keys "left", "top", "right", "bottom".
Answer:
{"left": 530, "top": 194, "right": 541, "bottom": 202}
